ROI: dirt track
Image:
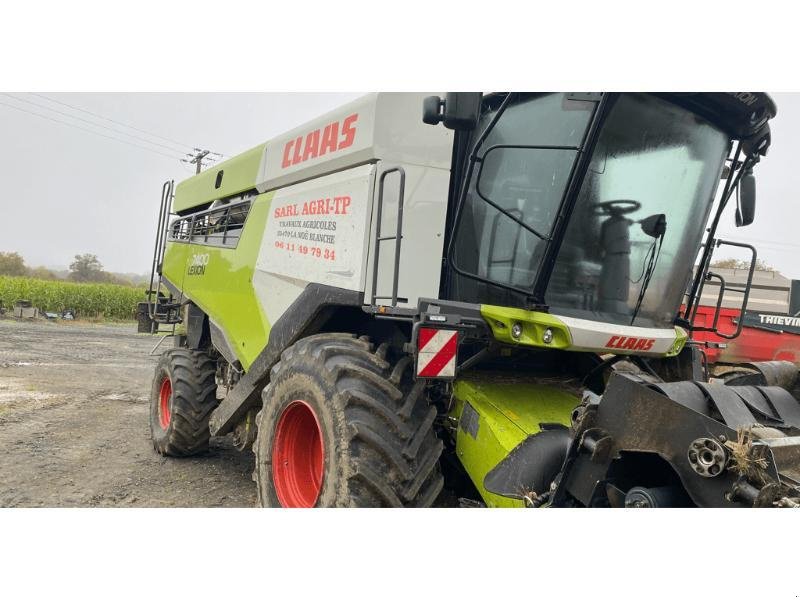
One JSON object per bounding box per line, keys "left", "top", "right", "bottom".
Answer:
{"left": 0, "top": 319, "right": 256, "bottom": 507}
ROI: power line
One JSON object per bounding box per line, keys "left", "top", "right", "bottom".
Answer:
{"left": 31, "top": 93, "right": 227, "bottom": 157}
{"left": 31, "top": 93, "right": 194, "bottom": 151}
{"left": 730, "top": 244, "right": 800, "bottom": 255}
{"left": 727, "top": 236, "right": 800, "bottom": 250}
{"left": 0, "top": 99, "right": 185, "bottom": 161}
{"left": 2, "top": 93, "right": 190, "bottom": 155}
{"left": 720, "top": 236, "right": 800, "bottom": 252}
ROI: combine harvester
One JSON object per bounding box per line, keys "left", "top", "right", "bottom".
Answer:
{"left": 142, "top": 92, "right": 800, "bottom": 507}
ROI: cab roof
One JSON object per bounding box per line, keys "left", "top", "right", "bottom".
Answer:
{"left": 656, "top": 92, "right": 776, "bottom": 141}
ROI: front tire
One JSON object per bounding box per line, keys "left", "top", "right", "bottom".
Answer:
{"left": 254, "top": 333, "right": 444, "bottom": 507}
{"left": 150, "top": 348, "right": 218, "bottom": 456}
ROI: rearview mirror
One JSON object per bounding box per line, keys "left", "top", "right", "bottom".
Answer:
{"left": 736, "top": 171, "right": 756, "bottom": 227}
{"left": 422, "top": 93, "right": 481, "bottom": 131}
{"left": 640, "top": 213, "right": 667, "bottom": 239}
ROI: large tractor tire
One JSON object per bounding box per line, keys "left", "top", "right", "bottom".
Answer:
{"left": 254, "top": 333, "right": 444, "bottom": 507}
{"left": 150, "top": 348, "right": 218, "bottom": 456}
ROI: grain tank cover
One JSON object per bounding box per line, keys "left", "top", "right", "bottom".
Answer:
{"left": 255, "top": 93, "right": 454, "bottom": 193}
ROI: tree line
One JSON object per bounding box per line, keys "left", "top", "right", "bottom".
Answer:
{"left": 710, "top": 257, "right": 775, "bottom": 272}
{"left": 0, "top": 252, "right": 142, "bottom": 286}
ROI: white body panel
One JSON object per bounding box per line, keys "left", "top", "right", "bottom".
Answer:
{"left": 255, "top": 93, "right": 454, "bottom": 193}
{"left": 251, "top": 272, "right": 308, "bottom": 334}
{"left": 253, "top": 156, "right": 452, "bottom": 318}
{"left": 252, "top": 93, "right": 455, "bottom": 320}
{"left": 257, "top": 164, "right": 376, "bottom": 292}
{"left": 365, "top": 162, "right": 451, "bottom": 308}
{"left": 253, "top": 164, "right": 377, "bottom": 325}
{"left": 555, "top": 313, "right": 681, "bottom": 355}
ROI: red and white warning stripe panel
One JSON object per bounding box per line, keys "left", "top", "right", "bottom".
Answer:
{"left": 417, "top": 328, "right": 458, "bottom": 378}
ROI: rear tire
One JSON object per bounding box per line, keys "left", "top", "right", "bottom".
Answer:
{"left": 150, "top": 348, "right": 218, "bottom": 456}
{"left": 254, "top": 333, "right": 444, "bottom": 507}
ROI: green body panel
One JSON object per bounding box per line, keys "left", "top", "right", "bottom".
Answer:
{"left": 173, "top": 143, "right": 266, "bottom": 213}
{"left": 480, "top": 303, "right": 688, "bottom": 357}
{"left": 480, "top": 305, "right": 572, "bottom": 349}
{"left": 161, "top": 241, "right": 189, "bottom": 296}
{"left": 450, "top": 373, "right": 579, "bottom": 508}
{"left": 668, "top": 327, "right": 689, "bottom": 357}
{"left": 162, "top": 191, "right": 273, "bottom": 369}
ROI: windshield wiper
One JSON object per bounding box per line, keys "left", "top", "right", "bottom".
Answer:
{"left": 630, "top": 214, "right": 667, "bottom": 325}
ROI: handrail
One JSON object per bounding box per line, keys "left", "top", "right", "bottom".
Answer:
{"left": 168, "top": 198, "right": 251, "bottom": 246}
{"left": 147, "top": 180, "right": 173, "bottom": 320}
{"left": 370, "top": 166, "right": 406, "bottom": 307}
{"left": 689, "top": 239, "right": 757, "bottom": 340}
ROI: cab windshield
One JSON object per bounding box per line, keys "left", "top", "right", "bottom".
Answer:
{"left": 450, "top": 93, "right": 729, "bottom": 328}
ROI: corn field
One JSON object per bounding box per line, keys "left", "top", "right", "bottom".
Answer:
{"left": 0, "top": 276, "right": 146, "bottom": 320}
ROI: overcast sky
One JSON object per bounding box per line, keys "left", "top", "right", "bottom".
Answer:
{"left": 0, "top": 93, "right": 361, "bottom": 273}
{"left": 1, "top": 92, "right": 798, "bottom": 277}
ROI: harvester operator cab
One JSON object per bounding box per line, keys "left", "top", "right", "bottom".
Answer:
{"left": 433, "top": 91, "right": 775, "bottom": 333}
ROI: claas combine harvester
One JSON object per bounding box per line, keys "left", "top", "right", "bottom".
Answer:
{"left": 141, "top": 91, "right": 800, "bottom": 507}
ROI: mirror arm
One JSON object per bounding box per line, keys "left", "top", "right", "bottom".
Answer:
{"left": 718, "top": 150, "right": 757, "bottom": 219}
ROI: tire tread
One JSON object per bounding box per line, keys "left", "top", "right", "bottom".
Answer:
{"left": 254, "top": 333, "right": 443, "bottom": 507}
{"left": 151, "top": 348, "right": 217, "bottom": 457}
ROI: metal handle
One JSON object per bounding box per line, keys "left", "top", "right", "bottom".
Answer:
{"left": 689, "top": 239, "right": 757, "bottom": 340}
{"left": 371, "top": 167, "right": 406, "bottom": 307}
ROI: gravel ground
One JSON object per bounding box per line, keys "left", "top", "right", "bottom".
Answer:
{"left": 0, "top": 318, "right": 256, "bottom": 507}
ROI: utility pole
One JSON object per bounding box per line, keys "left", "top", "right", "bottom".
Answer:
{"left": 182, "top": 148, "right": 223, "bottom": 174}
{"left": 187, "top": 149, "right": 210, "bottom": 174}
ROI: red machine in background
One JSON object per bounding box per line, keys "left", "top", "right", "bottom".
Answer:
{"left": 692, "top": 304, "right": 800, "bottom": 365}
{"left": 687, "top": 267, "right": 800, "bottom": 367}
